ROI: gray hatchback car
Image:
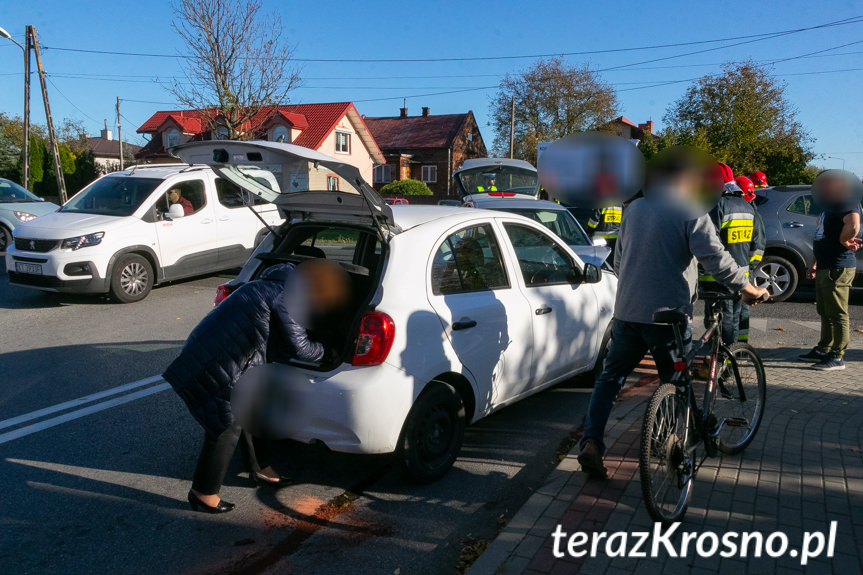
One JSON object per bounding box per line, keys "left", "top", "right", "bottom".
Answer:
{"left": 753, "top": 185, "right": 862, "bottom": 301}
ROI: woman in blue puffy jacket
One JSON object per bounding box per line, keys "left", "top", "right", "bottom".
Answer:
{"left": 164, "top": 260, "right": 351, "bottom": 513}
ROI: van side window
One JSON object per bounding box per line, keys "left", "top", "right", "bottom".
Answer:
{"left": 431, "top": 224, "right": 509, "bottom": 295}
{"left": 164, "top": 180, "right": 206, "bottom": 215}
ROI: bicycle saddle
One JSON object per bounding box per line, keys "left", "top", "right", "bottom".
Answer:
{"left": 652, "top": 306, "right": 689, "bottom": 325}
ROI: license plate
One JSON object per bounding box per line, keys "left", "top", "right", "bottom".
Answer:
{"left": 15, "top": 262, "right": 42, "bottom": 275}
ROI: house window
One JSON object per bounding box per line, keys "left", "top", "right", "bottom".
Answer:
{"left": 335, "top": 131, "right": 351, "bottom": 154}
{"left": 273, "top": 125, "right": 289, "bottom": 143}
{"left": 421, "top": 165, "right": 437, "bottom": 183}
{"left": 373, "top": 165, "right": 392, "bottom": 184}
{"left": 327, "top": 176, "right": 339, "bottom": 191}
{"left": 166, "top": 129, "right": 180, "bottom": 148}
{"left": 215, "top": 126, "right": 230, "bottom": 140}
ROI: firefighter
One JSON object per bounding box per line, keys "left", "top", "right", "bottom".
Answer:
{"left": 749, "top": 171, "right": 768, "bottom": 189}
{"left": 699, "top": 165, "right": 765, "bottom": 344}
{"left": 477, "top": 176, "right": 497, "bottom": 193}
{"left": 587, "top": 204, "right": 624, "bottom": 253}
{"left": 734, "top": 175, "right": 767, "bottom": 342}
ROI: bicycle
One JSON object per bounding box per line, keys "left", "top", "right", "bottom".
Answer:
{"left": 639, "top": 293, "right": 767, "bottom": 525}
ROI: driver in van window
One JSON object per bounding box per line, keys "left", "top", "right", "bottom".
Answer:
{"left": 168, "top": 187, "right": 194, "bottom": 215}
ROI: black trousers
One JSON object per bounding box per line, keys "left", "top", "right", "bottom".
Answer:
{"left": 191, "top": 420, "right": 272, "bottom": 495}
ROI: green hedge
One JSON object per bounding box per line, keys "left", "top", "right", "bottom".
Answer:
{"left": 379, "top": 179, "right": 432, "bottom": 196}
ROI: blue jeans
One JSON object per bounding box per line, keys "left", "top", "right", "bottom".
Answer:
{"left": 581, "top": 319, "right": 691, "bottom": 455}
{"left": 703, "top": 297, "right": 742, "bottom": 346}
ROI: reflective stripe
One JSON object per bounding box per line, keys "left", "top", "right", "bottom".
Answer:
{"left": 477, "top": 186, "right": 497, "bottom": 192}
{"left": 750, "top": 253, "right": 763, "bottom": 262}
{"left": 720, "top": 217, "right": 755, "bottom": 229}
{"left": 595, "top": 231, "right": 618, "bottom": 238}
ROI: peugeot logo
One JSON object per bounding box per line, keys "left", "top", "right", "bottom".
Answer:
{"left": 29, "top": 240, "right": 35, "bottom": 250}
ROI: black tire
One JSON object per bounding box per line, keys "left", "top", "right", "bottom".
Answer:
{"left": 640, "top": 383, "right": 694, "bottom": 525}
{"left": 109, "top": 254, "right": 154, "bottom": 303}
{"left": 0, "top": 224, "right": 11, "bottom": 253}
{"left": 400, "top": 382, "right": 466, "bottom": 484}
{"left": 753, "top": 255, "right": 798, "bottom": 302}
{"left": 714, "top": 343, "right": 767, "bottom": 455}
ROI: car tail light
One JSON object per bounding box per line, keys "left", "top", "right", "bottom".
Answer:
{"left": 352, "top": 311, "right": 395, "bottom": 366}
{"left": 214, "top": 284, "right": 237, "bottom": 306}
{"left": 488, "top": 192, "right": 516, "bottom": 197}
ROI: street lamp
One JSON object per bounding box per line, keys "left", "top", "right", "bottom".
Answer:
{"left": 827, "top": 156, "right": 846, "bottom": 171}
{"left": 0, "top": 25, "right": 30, "bottom": 190}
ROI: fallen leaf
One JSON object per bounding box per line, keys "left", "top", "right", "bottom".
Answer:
{"left": 778, "top": 341, "right": 785, "bottom": 345}
{"left": 857, "top": 329, "right": 863, "bottom": 333}
{"left": 774, "top": 326, "right": 784, "bottom": 331}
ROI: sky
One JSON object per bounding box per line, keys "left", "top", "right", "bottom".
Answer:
{"left": 1, "top": 0, "right": 862, "bottom": 177}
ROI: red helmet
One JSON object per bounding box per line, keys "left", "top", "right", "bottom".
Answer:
{"left": 717, "top": 163, "right": 734, "bottom": 184}
{"left": 735, "top": 176, "right": 756, "bottom": 202}
{"left": 749, "top": 171, "right": 767, "bottom": 187}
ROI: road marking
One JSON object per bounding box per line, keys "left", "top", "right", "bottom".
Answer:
{"left": 0, "top": 383, "right": 171, "bottom": 445}
{"left": 0, "top": 375, "right": 164, "bottom": 431}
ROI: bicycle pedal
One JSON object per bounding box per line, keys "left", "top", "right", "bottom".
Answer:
{"left": 724, "top": 417, "right": 749, "bottom": 428}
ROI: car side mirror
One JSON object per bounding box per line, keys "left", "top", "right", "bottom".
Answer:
{"left": 583, "top": 263, "right": 601, "bottom": 284}
{"left": 167, "top": 203, "right": 185, "bottom": 219}
{"left": 592, "top": 237, "right": 607, "bottom": 247}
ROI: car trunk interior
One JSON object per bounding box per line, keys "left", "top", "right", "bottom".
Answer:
{"left": 251, "top": 222, "right": 385, "bottom": 369}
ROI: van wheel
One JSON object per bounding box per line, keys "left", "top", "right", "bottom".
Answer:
{"left": 0, "top": 225, "right": 11, "bottom": 252}
{"left": 753, "top": 255, "right": 797, "bottom": 302}
{"left": 110, "top": 254, "right": 153, "bottom": 303}
{"left": 400, "top": 382, "right": 465, "bottom": 484}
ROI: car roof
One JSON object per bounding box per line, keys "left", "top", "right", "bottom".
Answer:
{"left": 389, "top": 204, "right": 522, "bottom": 232}
{"left": 469, "top": 198, "right": 566, "bottom": 210}
{"left": 760, "top": 185, "right": 812, "bottom": 193}
{"left": 106, "top": 164, "right": 213, "bottom": 180}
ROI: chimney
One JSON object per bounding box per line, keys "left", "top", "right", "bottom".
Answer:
{"left": 638, "top": 120, "right": 654, "bottom": 135}
{"left": 399, "top": 107, "right": 408, "bottom": 118}
{"left": 101, "top": 119, "right": 112, "bottom": 141}
{"left": 422, "top": 106, "right": 429, "bottom": 117}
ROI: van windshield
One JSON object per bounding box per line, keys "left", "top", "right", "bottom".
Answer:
{"left": 61, "top": 177, "right": 162, "bottom": 216}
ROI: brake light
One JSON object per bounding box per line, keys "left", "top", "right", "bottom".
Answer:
{"left": 673, "top": 361, "right": 686, "bottom": 372}
{"left": 352, "top": 311, "right": 395, "bottom": 366}
{"left": 488, "top": 192, "right": 516, "bottom": 197}
{"left": 214, "top": 284, "right": 237, "bottom": 306}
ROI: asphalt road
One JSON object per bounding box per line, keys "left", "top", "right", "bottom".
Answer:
{"left": 1, "top": 258, "right": 860, "bottom": 575}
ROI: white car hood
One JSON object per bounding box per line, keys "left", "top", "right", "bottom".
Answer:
{"left": 11, "top": 211, "right": 130, "bottom": 240}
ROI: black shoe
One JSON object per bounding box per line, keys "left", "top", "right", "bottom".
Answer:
{"left": 187, "top": 491, "right": 235, "bottom": 514}
{"left": 798, "top": 347, "right": 828, "bottom": 362}
{"left": 577, "top": 440, "right": 608, "bottom": 479}
{"left": 811, "top": 354, "right": 846, "bottom": 371}
{"left": 251, "top": 472, "right": 293, "bottom": 487}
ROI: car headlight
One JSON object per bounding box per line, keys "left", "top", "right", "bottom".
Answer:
{"left": 13, "top": 211, "right": 38, "bottom": 222}
{"left": 61, "top": 232, "right": 105, "bottom": 250}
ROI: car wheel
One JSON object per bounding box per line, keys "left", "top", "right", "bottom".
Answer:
{"left": 110, "top": 254, "right": 154, "bottom": 303}
{"left": 753, "top": 255, "right": 798, "bottom": 302}
{"left": 400, "top": 382, "right": 466, "bottom": 484}
{"left": 0, "top": 225, "right": 11, "bottom": 253}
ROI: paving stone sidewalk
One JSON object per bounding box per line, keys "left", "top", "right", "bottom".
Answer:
{"left": 468, "top": 329, "right": 863, "bottom": 575}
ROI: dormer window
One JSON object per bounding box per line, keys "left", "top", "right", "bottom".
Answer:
{"left": 166, "top": 129, "right": 180, "bottom": 148}
{"left": 273, "top": 125, "right": 289, "bottom": 143}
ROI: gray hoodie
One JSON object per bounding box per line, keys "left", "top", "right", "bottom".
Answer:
{"left": 613, "top": 197, "right": 749, "bottom": 324}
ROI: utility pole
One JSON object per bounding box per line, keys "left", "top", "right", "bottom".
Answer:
{"left": 509, "top": 96, "right": 515, "bottom": 159}
{"left": 116, "top": 97, "right": 124, "bottom": 170}
{"left": 30, "top": 26, "right": 66, "bottom": 203}
{"left": 23, "top": 27, "right": 31, "bottom": 190}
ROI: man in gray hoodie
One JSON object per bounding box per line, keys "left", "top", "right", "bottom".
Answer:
{"left": 578, "top": 148, "right": 769, "bottom": 478}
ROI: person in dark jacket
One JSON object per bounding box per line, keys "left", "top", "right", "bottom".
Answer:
{"left": 164, "top": 260, "right": 351, "bottom": 513}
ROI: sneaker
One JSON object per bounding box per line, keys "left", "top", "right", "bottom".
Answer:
{"left": 577, "top": 440, "right": 608, "bottom": 479}
{"left": 811, "top": 354, "right": 845, "bottom": 371}
{"left": 798, "top": 347, "right": 828, "bottom": 362}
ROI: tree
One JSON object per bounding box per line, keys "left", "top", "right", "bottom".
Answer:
{"left": 663, "top": 61, "right": 814, "bottom": 185}
{"left": 489, "top": 57, "right": 619, "bottom": 165}
{"left": 380, "top": 179, "right": 433, "bottom": 196}
{"left": 66, "top": 150, "right": 101, "bottom": 196}
{"left": 166, "top": 0, "right": 301, "bottom": 140}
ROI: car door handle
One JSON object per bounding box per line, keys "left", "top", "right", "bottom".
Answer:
{"left": 200, "top": 218, "right": 213, "bottom": 224}
{"left": 218, "top": 216, "right": 230, "bottom": 221}
{"left": 785, "top": 222, "right": 805, "bottom": 228}
{"left": 452, "top": 319, "right": 477, "bottom": 331}
{"left": 535, "top": 305, "right": 552, "bottom": 315}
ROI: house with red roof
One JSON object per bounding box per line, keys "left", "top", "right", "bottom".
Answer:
{"left": 605, "top": 116, "right": 654, "bottom": 142}
{"left": 363, "top": 106, "right": 488, "bottom": 202}
{"left": 136, "top": 102, "right": 385, "bottom": 185}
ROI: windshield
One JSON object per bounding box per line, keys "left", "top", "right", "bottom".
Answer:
{"left": 493, "top": 207, "right": 590, "bottom": 246}
{"left": 456, "top": 165, "right": 539, "bottom": 197}
{"left": 0, "top": 179, "right": 41, "bottom": 203}
{"left": 61, "top": 177, "right": 162, "bottom": 216}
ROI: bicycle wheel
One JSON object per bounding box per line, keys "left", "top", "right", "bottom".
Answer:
{"left": 714, "top": 342, "right": 766, "bottom": 455}
{"left": 640, "top": 383, "right": 695, "bottom": 525}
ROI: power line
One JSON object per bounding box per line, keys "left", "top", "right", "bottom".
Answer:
{"left": 40, "top": 15, "right": 863, "bottom": 63}
{"left": 45, "top": 77, "right": 102, "bottom": 124}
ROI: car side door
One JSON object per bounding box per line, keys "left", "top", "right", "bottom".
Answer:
{"left": 152, "top": 177, "right": 219, "bottom": 280}
{"left": 499, "top": 220, "right": 601, "bottom": 386}
{"left": 426, "top": 222, "right": 535, "bottom": 413}
{"left": 780, "top": 192, "right": 820, "bottom": 266}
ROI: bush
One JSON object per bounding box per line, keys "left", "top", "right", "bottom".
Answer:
{"left": 380, "top": 179, "right": 432, "bottom": 196}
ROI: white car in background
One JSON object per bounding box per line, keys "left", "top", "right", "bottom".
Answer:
{"left": 172, "top": 140, "right": 617, "bottom": 483}
{"left": 5, "top": 164, "right": 282, "bottom": 302}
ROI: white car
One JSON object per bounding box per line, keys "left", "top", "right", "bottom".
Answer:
{"left": 5, "top": 164, "right": 282, "bottom": 302}
{"left": 173, "top": 140, "right": 618, "bottom": 483}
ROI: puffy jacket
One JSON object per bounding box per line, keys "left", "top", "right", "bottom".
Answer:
{"left": 163, "top": 264, "right": 326, "bottom": 436}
